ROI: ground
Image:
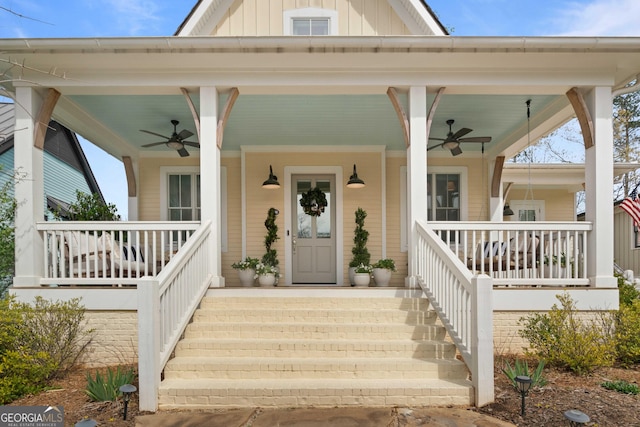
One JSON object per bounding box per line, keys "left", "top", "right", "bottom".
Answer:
{"left": 7, "top": 360, "right": 640, "bottom": 426}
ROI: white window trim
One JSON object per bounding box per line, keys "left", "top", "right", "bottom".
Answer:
{"left": 400, "top": 166, "right": 468, "bottom": 252}
{"left": 509, "top": 200, "right": 545, "bottom": 221}
{"left": 283, "top": 8, "right": 338, "bottom": 36}
{"left": 160, "top": 166, "right": 228, "bottom": 252}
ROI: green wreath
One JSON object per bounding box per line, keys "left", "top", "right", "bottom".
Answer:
{"left": 299, "top": 187, "right": 328, "bottom": 217}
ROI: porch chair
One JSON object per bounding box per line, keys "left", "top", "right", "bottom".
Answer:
{"left": 63, "top": 231, "right": 111, "bottom": 278}
{"left": 466, "top": 240, "right": 511, "bottom": 273}
{"left": 103, "top": 236, "right": 155, "bottom": 278}
{"left": 508, "top": 233, "right": 540, "bottom": 275}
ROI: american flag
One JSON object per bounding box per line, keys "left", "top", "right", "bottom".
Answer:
{"left": 620, "top": 189, "right": 640, "bottom": 226}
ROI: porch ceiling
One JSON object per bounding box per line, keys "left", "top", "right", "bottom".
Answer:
{"left": 66, "top": 92, "right": 558, "bottom": 157}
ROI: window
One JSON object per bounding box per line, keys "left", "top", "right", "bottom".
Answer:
{"left": 160, "top": 166, "right": 227, "bottom": 251}
{"left": 284, "top": 8, "right": 338, "bottom": 36}
{"left": 509, "top": 200, "right": 545, "bottom": 221}
{"left": 634, "top": 226, "right": 640, "bottom": 248}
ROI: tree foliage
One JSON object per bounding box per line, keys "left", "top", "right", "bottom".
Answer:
{"left": 63, "top": 191, "right": 120, "bottom": 221}
{"left": 613, "top": 88, "right": 640, "bottom": 199}
{"left": 0, "top": 168, "right": 21, "bottom": 297}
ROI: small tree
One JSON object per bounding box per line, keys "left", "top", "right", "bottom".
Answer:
{"left": 0, "top": 168, "right": 22, "bottom": 297}
{"left": 64, "top": 191, "right": 120, "bottom": 221}
{"left": 261, "top": 207, "right": 279, "bottom": 267}
{"left": 349, "top": 207, "right": 370, "bottom": 268}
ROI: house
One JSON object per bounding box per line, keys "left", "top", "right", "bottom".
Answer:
{"left": 2, "top": 0, "right": 639, "bottom": 412}
{"left": 0, "top": 103, "right": 105, "bottom": 219}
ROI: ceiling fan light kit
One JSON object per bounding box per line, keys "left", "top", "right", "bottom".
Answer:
{"left": 140, "top": 119, "right": 199, "bottom": 157}
{"left": 428, "top": 119, "right": 492, "bottom": 156}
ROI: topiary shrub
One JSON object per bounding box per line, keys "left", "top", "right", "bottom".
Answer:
{"left": 349, "top": 207, "right": 370, "bottom": 268}
{"left": 261, "top": 207, "right": 280, "bottom": 268}
{"left": 519, "top": 293, "right": 615, "bottom": 374}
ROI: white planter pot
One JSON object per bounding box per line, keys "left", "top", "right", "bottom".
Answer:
{"left": 353, "top": 272, "right": 371, "bottom": 287}
{"left": 258, "top": 273, "right": 276, "bottom": 287}
{"left": 372, "top": 268, "right": 392, "bottom": 287}
{"left": 543, "top": 265, "right": 567, "bottom": 278}
{"left": 237, "top": 268, "right": 256, "bottom": 287}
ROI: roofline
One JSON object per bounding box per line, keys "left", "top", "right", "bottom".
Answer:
{"left": 60, "top": 122, "right": 106, "bottom": 203}
{"left": 420, "top": 0, "right": 449, "bottom": 35}
{"left": 175, "top": 0, "right": 202, "bottom": 36}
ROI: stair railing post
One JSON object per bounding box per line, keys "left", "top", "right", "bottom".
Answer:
{"left": 471, "top": 273, "right": 494, "bottom": 407}
{"left": 138, "top": 278, "right": 161, "bottom": 412}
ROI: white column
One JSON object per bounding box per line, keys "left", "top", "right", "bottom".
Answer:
{"left": 13, "top": 86, "right": 45, "bottom": 287}
{"left": 584, "top": 86, "right": 617, "bottom": 288}
{"left": 407, "top": 86, "right": 428, "bottom": 284}
{"left": 200, "top": 87, "right": 224, "bottom": 286}
{"left": 489, "top": 160, "right": 503, "bottom": 222}
{"left": 127, "top": 158, "right": 139, "bottom": 221}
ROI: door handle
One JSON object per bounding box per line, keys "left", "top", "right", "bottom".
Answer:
{"left": 292, "top": 237, "right": 297, "bottom": 255}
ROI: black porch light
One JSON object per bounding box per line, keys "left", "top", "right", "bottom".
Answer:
{"left": 119, "top": 383, "right": 137, "bottom": 420}
{"left": 515, "top": 375, "right": 532, "bottom": 416}
{"left": 262, "top": 165, "right": 280, "bottom": 189}
{"left": 346, "top": 164, "right": 365, "bottom": 188}
{"left": 564, "top": 409, "right": 590, "bottom": 426}
{"left": 503, "top": 203, "right": 514, "bottom": 216}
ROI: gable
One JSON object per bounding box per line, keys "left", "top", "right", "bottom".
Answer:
{"left": 177, "top": 0, "right": 447, "bottom": 36}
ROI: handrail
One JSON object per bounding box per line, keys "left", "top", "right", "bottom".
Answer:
{"left": 137, "top": 220, "right": 213, "bottom": 412}
{"left": 37, "top": 221, "right": 199, "bottom": 286}
{"left": 415, "top": 220, "right": 494, "bottom": 407}
{"left": 430, "top": 221, "right": 592, "bottom": 287}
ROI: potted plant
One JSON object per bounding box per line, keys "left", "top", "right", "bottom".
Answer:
{"left": 258, "top": 207, "right": 280, "bottom": 286}
{"left": 543, "top": 253, "right": 571, "bottom": 278}
{"left": 348, "top": 207, "right": 370, "bottom": 285}
{"left": 353, "top": 263, "right": 372, "bottom": 287}
{"left": 372, "top": 258, "right": 396, "bottom": 287}
{"left": 231, "top": 256, "right": 259, "bottom": 287}
{"left": 254, "top": 262, "right": 279, "bottom": 286}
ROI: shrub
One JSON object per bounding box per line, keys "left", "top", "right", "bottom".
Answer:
{"left": 613, "top": 299, "right": 640, "bottom": 365}
{"left": 601, "top": 380, "right": 639, "bottom": 395}
{"left": 86, "top": 366, "right": 136, "bottom": 402}
{"left": 617, "top": 273, "right": 640, "bottom": 307}
{"left": 519, "top": 293, "right": 615, "bottom": 374}
{"left": 64, "top": 191, "right": 120, "bottom": 221}
{"left": 501, "top": 358, "right": 547, "bottom": 391}
{"left": 0, "top": 296, "right": 93, "bottom": 403}
{"left": 372, "top": 259, "right": 396, "bottom": 271}
{"left": 349, "top": 208, "right": 370, "bottom": 268}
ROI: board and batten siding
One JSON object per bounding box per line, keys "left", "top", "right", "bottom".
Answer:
{"left": 211, "top": 0, "right": 412, "bottom": 36}
{"left": 614, "top": 206, "right": 640, "bottom": 274}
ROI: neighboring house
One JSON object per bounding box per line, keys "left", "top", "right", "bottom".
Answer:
{"left": 1, "top": 0, "right": 639, "bottom": 412}
{"left": 0, "top": 102, "right": 105, "bottom": 218}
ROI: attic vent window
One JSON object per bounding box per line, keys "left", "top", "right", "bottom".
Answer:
{"left": 292, "top": 18, "right": 329, "bottom": 36}
{"left": 284, "top": 8, "right": 338, "bottom": 36}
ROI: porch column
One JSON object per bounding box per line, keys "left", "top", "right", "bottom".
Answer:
{"left": 407, "top": 86, "right": 428, "bottom": 285}
{"left": 200, "top": 87, "right": 224, "bottom": 287}
{"left": 584, "top": 86, "right": 617, "bottom": 288}
{"left": 488, "top": 159, "right": 503, "bottom": 222}
{"left": 13, "top": 86, "right": 45, "bottom": 287}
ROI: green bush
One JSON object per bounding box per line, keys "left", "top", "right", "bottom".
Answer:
{"left": 519, "top": 293, "right": 615, "bottom": 374}
{"left": 86, "top": 366, "right": 136, "bottom": 402}
{"left": 613, "top": 299, "right": 640, "bottom": 365}
{"left": 63, "top": 191, "right": 120, "bottom": 221}
{"left": 0, "top": 296, "right": 93, "bottom": 403}
{"left": 617, "top": 273, "right": 640, "bottom": 307}
{"left": 601, "top": 380, "right": 639, "bottom": 395}
{"left": 501, "top": 358, "right": 547, "bottom": 391}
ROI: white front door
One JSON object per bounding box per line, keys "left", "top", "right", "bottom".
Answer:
{"left": 291, "top": 175, "right": 336, "bottom": 283}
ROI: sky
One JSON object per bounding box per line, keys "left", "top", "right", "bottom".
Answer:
{"left": 1, "top": 0, "right": 640, "bottom": 217}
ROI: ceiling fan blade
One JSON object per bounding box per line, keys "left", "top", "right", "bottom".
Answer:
{"left": 141, "top": 141, "right": 168, "bottom": 148}
{"left": 459, "top": 136, "right": 492, "bottom": 143}
{"left": 428, "top": 137, "right": 446, "bottom": 141}
{"left": 450, "top": 146, "right": 463, "bottom": 156}
{"left": 177, "top": 148, "right": 190, "bottom": 157}
{"left": 427, "top": 143, "right": 444, "bottom": 151}
{"left": 178, "top": 129, "right": 194, "bottom": 140}
{"left": 451, "top": 127, "right": 472, "bottom": 140}
{"left": 182, "top": 141, "right": 200, "bottom": 148}
{"left": 140, "top": 129, "right": 170, "bottom": 139}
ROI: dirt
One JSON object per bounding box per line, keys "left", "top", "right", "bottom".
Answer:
{"left": 6, "top": 360, "right": 640, "bottom": 427}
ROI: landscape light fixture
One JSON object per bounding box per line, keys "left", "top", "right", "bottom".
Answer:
{"left": 119, "top": 383, "right": 137, "bottom": 420}
{"left": 515, "top": 375, "right": 532, "bottom": 416}
{"left": 262, "top": 165, "right": 280, "bottom": 189}
{"left": 503, "top": 203, "right": 514, "bottom": 216}
{"left": 564, "top": 409, "right": 590, "bottom": 426}
{"left": 75, "top": 419, "right": 98, "bottom": 427}
{"left": 346, "top": 164, "right": 365, "bottom": 188}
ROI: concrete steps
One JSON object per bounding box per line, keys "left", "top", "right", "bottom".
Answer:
{"left": 158, "top": 296, "right": 473, "bottom": 409}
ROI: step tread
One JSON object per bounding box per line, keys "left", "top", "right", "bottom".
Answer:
{"left": 165, "top": 356, "right": 465, "bottom": 366}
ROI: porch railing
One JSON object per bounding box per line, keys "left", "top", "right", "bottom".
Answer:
{"left": 430, "top": 221, "right": 592, "bottom": 287}
{"left": 137, "top": 220, "right": 213, "bottom": 412}
{"left": 37, "top": 221, "right": 200, "bottom": 286}
{"left": 415, "top": 220, "right": 494, "bottom": 407}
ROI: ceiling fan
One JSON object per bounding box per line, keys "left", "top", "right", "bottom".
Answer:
{"left": 428, "top": 119, "right": 492, "bottom": 156}
{"left": 140, "top": 119, "right": 199, "bottom": 157}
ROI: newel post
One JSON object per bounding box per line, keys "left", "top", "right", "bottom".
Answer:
{"left": 138, "top": 279, "right": 160, "bottom": 412}
{"left": 471, "top": 273, "right": 494, "bottom": 407}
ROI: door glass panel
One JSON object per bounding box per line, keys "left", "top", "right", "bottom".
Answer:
{"left": 169, "top": 175, "right": 180, "bottom": 207}
{"left": 296, "top": 180, "right": 312, "bottom": 238}
{"left": 316, "top": 180, "right": 331, "bottom": 238}
{"left": 519, "top": 209, "right": 536, "bottom": 221}
{"left": 433, "top": 173, "right": 459, "bottom": 221}
{"left": 180, "top": 175, "right": 192, "bottom": 207}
